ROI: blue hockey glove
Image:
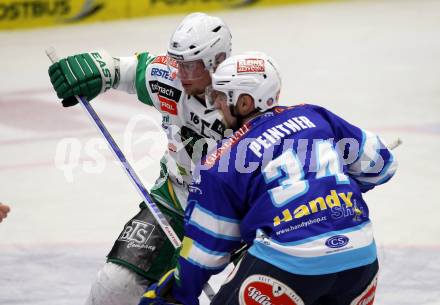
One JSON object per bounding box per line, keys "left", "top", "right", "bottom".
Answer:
{"left": 138, "top": 269, "right": 182, "bottom": 305}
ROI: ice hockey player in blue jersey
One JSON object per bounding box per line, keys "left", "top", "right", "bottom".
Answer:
{"left": 138, "top": 52, "right": 398, "bottom": 305}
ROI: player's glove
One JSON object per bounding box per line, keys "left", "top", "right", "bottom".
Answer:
{"left": 48, "top": 50, "right": 116, "bottom": 106}
{"left": 138, "top": 269, "right": 182, "bottom": 305}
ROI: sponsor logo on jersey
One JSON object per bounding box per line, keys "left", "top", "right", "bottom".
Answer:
{"left": 325, "top": 235, "right": 350, "bottom": 248}
{"left": 203, "top": 123, "right": 251, "bottom": 167}
{"left": 149, "top": 81, "right": 181, "bottom": 102}
{"left": 153, "top": 55, "right": 178, "bottom": 68}
{"left": 160, "top": 98, "right": 178, "bottom": 115}
{"left": 239, "top": 274, "right": 304, "bottom": 305}
{"left": 118, "top": 220, "right": 156, "bottom": 251}
{"left": 149, "top": 81, "right": 181, "bottom": 115}
{"left": 273, "top": 190, "right": 356, "bottom": 227}
{"left": 237, "top": 58, "right": 265, "bottom": 73}
{"left": 151, "top": 67, "right": 177, "bottom": 81}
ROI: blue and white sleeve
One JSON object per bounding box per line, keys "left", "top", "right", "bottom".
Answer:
{"left": 172, "top": 172, "right": 243, "bottom": 305}
{"left": 312, "top": 105, "right": 398, "bottom": 192}
{"left": 346, "top": 129, "right": 398, "bottom": 192}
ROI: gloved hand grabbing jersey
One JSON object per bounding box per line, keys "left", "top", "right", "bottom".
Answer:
{"left": 138, "top": 269, "right": 182, "bottom": 305}
{"left": 48, "top": 50, "right": 116, "bottom": 106}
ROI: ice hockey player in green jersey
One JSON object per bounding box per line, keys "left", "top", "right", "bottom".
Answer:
{"left": 48, "top": 12, "right": 232, "bottom": 305}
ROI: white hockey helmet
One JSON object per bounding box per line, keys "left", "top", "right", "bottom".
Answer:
{"left": 210, "top": 52, "right": 282, "bottom": 112}
{"left": 167, "top": 13, "right": 232, "bottom": 74}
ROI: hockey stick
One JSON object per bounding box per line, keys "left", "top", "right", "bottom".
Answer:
{"left": 45, "top": 47, "right": 216, "bottom": 300}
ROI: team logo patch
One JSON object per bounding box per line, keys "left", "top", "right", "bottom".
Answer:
{"left": 350, "top": 275, "right": 378, "bottom": 305}
{"left": 237, "top": 58, "right": 265, "bottom": 73}
{"left": 239, "top": 274, "right": 304, "bottom": 305}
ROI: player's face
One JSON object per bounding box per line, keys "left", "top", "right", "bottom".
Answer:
{"left": 177, "top": 59, "right": 212, "bottom": 95}
{"left": 210, "top": 90, "right": 238, "bottom": 129}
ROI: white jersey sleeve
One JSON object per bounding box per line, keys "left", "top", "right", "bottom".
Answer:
{"left": 115, "top": 51, "right": 160, "bottom": 109}
{"left": 116, "top": 56, "right": 138, "bottom": 94}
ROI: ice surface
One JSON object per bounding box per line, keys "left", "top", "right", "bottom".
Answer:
{"left": 1, "top": 0, "right": 439, "bottom": 304}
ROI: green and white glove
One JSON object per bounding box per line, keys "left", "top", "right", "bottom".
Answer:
{"left": 48, "top": 50, "right": 116, "bottom": 107}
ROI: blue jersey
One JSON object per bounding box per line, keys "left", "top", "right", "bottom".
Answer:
{"left": 172, "top": 104, "right": 398, "bottom": 305}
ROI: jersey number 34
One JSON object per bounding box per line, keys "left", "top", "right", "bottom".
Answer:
{"left": 262, "top": 141, "right": 349, "bottom": 207}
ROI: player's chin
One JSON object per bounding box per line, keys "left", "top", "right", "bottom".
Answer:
{"left": 182, "top": 85, "right": 193, "bottom": 94}
{"left": 183, "top": 84, "right": 204, "bottom": 96}
{"left": 181, "top": 82, "right": 192, "bottom": 93}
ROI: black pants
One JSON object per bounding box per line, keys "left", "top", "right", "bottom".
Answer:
{"left": 212, "top": 253, "right": 379, "bottom": 305}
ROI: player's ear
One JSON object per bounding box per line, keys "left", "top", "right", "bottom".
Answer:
{"left": 237, "top": 94, "right": 255, "bottom": 116}
{"left": 213, "top": 52, "right": 227, "bottom": 71}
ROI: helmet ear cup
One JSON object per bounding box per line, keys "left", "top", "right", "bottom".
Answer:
{"left": 167, "top": 13, "right": 232, "bottom": 71}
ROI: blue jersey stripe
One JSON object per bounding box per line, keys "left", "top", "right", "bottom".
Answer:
{"left": 188, "top": 219, "right": 242, "bottom": 241}
{"left": 194, "top": 204, "right": 241, "bottom": 224}
{"left": 249, "top": 240, "right": 377, "bottom": 275}
{"left": 186, "top": 257, "right": 229, "bottom": 271}
{"left": 193, "top": 240, "right": 230, "bottom": 256}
